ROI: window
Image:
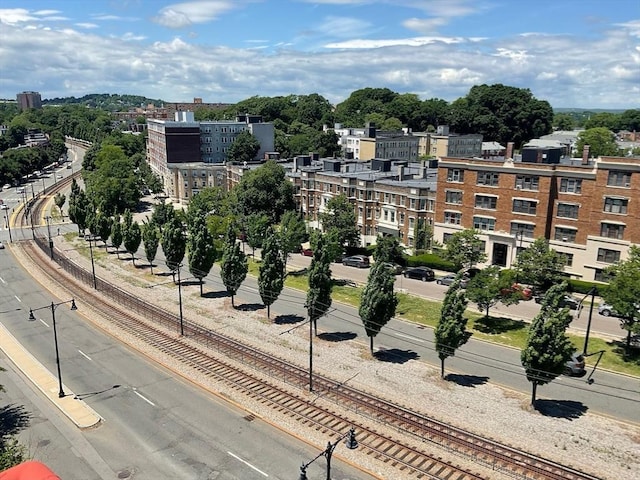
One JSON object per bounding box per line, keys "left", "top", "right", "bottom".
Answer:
{"left": 445, "top": 190, "right": 463, "bottom": 204}
{"left": 597, "top": 248, "right": 621, "bottom": 263}
{"left": 607, "top": 171, "right": 632, "bottom": 187}
{"left": 447, "top": 168, "right": 464, "bottom": 182}
{"left": 511, "top": 223, "right": 535, "bottom": 238}
{"left": 560, "top": 178, "right": 582, "bottom": 194}
{"left": 594, "top": 269, "right": 610, "bottom": 282}
{"left": 554, "top": 227, "right": 577, "bottom": 242}
{"left": 443, "top": 233, "right": 453, "bottom": 244}
{"left": 557, "top": 203, "right": 579, "bottom": 219}
{"left": 603, "top": 197, "right": 628, "bottom": 214}
{"left": 512, "top": 199, "right": 537, "bottom": 215}
{"left": 475, "top": 195, "right": 497, "bottom": 209}
{"left": 600, "top": 222, "right": 625, "bottom": 240}
{"left": 444, "top": 211, "right": 461, "bottom": 225}
{"left": 515, "top": 175, "right": 539, "bottom": 191}
{"left": 473, "top": 216, "right": 495, "bottom": 231}
{"left": 559, "top": 252, "right": 574, "bottom": 267}
{"left": 476, "top": 171, "right": 499, "bottom": 186}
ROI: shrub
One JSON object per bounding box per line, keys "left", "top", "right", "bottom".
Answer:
{"left": 567, "top": 278, "right": 604, "bottom": 295}
{"left": 406, "top": 253, "right": 457, "bottom": 272}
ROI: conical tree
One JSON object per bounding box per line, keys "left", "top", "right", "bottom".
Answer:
{"left": 123, "top": 221, "right": 142, "bottom": 266}
{"left": 110, "top": 216, "right": 123, "bottom": 259}
{"left": 95, "top": 212, "right": 112, "bottom": 251}
{"left": 359, "top": 261, "right": 398, "bottom": 354}
{"left": 187, "top": 212, "right": 217, "bottom": 296}
{"left": 435, "top": 278, "right": 470, "bottom": 378}
{"left": 521, "top": 282, "right": 575, "bottom": 404}
{"left": 162, "top": 215, "right": 187, "bottom": 281}
{"left": 141, "top": 220, "right": 160, "bottom": 274}
{"left": 305, "top": 235, "right": 333, "bottom": 336}
{"left": 220, "top": 225, "right": 248, "bottom": 307}
{"left": 258, "top": 228, "right": 284, "bottom": 318}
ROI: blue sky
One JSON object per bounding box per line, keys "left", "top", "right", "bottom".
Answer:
{"left": 0, "top": 0, "right": 638, "bottom": 109}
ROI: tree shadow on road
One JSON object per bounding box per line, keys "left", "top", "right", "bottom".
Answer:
{"left": 474, "top": 315, "right": 527, "bottom": 335}
{"left": 0, "top": 403, "right": 30, "bottom": 436}
{"left": 235, "top": 303, "right": 264, "bottom": 312}
{"left": 445, "top": 374, "right": 489, "bottom": 387}
{"left": 318, "top": 331, "right": 357, "bottom": 342}
{"left": 533, "top": 399, "right": 588, "bottom": 419}
{"left": 201, "top": 290, "right": 229, "bottom": 299}
{"left": 373, "top": 348, "right": 419, "bottom": 364}
{"left": 274, "top": 314, "right": 305, "bottom": 325}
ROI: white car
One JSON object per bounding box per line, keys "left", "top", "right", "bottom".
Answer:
{"left": 0, "top": 241, "right": 5, "bottom": 249}
{"left": 0, "top": 204, "right": 8, "bottom": 210}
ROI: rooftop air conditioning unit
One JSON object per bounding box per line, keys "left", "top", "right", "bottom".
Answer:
{"left": 562, "top": 237, "right": 568, "bottom": 242}
{"left": 624, "top": 183, "right": 630, "bottom": 187}
{"left": 515, "top": 185, "right": 522, "bottom": 190}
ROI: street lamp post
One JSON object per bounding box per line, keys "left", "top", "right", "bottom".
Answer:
{"left": 298, "top": 428, "right": 358, "bottom": 480}
{"left": 177, "top": 266, "right": 184, "bottom": 336}
{"left": 45, "top": 216, "right": 54, "bottom": 259}
{"left": 3, "top": 208, "right": 11, "bottom": 242}
{"left": 580, "top": 286, "right": 598, "bottom": 355}
{"left": 28, "top": 299, "right": 77, "bottom": 398}
{"left": 88, "top": 236, "right": 97, "bottom": 289}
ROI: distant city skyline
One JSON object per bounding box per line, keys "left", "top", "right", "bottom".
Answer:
{"left": 1, "top": 0, "right": 639, "bottom": 109}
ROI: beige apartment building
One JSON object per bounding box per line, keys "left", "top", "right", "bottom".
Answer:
{"left": 434, "top": 148, "right": 639, "bottom": 281}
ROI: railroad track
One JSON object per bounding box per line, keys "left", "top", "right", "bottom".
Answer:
{"left": 16, "top": 176, "right": 603, "bottom": 480}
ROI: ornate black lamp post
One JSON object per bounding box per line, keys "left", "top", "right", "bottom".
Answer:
{"left": 29, "top": 299, "right": 78, "bottom": 398}
{"left": 298, "top": 428, "right": 358, "bottom": 480}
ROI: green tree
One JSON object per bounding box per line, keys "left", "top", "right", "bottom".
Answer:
{"left": 434, "top": 277, "right": 470, "bottom": 378}
{"left": 187, "top": 212, "right": 217, "bottom": 296}
{"left": 553, "top": 113, "right": 575, "bottom": 131}
{"left": 245, "top": 212, "right": 271, "bottom": 256}
{"left": 601, "top": 246, "right": 640, "bottom": 351}
{"left": 110, "top": 216, "right": 123, "bottom": 258}
{"left": 521, "top": 282, "right": 575, "bottom": 404}
{"left": 278, "top": 210, "right": 307, "bottom": 268}
{"left": 372, "top": 235, "right": 404, "bottom": 264}
{"left": 54, "top": 192, "right": 66, "bottom": 217}
{"left": 220, "top": 226, "right": 248, "bottom": 307}
{"left": 162, "top": 215, "right": 187, "bottom": 281}
{"left": 0, "top": 367, "right": 28, "bottom": 470}
{"left": 319, "top": 194, "right": 359, "bottom": 249}
{"left": 575, "top": 127, "right": 620, "bottom": 158}
{"left": 227, "top": 130, "right": 261, "bottom": 163}
{"left": 95, "top": 211, "right": 112, "bottom": 250}
{"left": 443, "top": 229, "right": 487, "bottom": 271}
{"left": 258, "top": 229, "right": 285, "bottom": 318}
{"left": 514, "top": 238, "right": 566, "bottom": 292}
{"left": 359, "top": 262, "right": 398, "bottom": 354}
{"left": 68, "top": 189, "right": 89, "bottom": 234}
{"left": 413, "top": 218, "right": 433, "bottom": 251}
{"left": 151, "top": 200, "right": 174, "bottom": 232}
{"left": 305, "top": 235, "right": 333, "bottom": 335}
{"left": 465, "top": 266, "right": 504, "bottom": 319}
{"left": 234, "top": 160, "right": 295, "bottom": 223}
{"left": 123, "top": 221, "right": 142, "bottom": 265}
{"left": 141, "top": 220, "right": 160, "bottom": 274}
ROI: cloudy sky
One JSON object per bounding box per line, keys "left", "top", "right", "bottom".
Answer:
{"left": 1, "top": 0, "right": 638, "bottom": 109}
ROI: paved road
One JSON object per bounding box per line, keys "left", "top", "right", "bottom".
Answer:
{"left": 0, "top": 251, "right": 376, "bottom": 480}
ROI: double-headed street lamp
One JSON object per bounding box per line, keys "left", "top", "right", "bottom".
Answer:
{"left": 298, "top": 427, "right": 358, "bottom": 480}
{"left": 29, "top": 299, "right": 77, "bottom": 398}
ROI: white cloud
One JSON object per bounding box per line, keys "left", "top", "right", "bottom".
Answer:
{"left": 325, "top": 35, "right": 465, "bottom": 49}
{"left": 76, "top": 22, "right": 99, "bottom": 29}
{"left": 152, "top": 1, "right": 239, "bottom": 29}
{"left": 0, "top": 8, "right": 37, "bottom": 24}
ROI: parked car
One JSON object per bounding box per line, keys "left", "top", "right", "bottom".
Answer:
{"left": 0, "top": 241, "right": 4, "bottom": 249}
{"left": 381, "top": 262, "right": 404, "bottom": 275}
{"left": 436, "top": 274, "right": 468, "bottom": 288}
{"left": 534, "top": 294, "right": 579, "bottom": 310}
{"left": 598, "top": 302, "right": 640, "bottom": 318}
{"left": 300, "top": 247, "right": 313, "bottom": 257}
{"left": 342, "top": 255, "right": 370, "bottom": 268}
{"left": 500, "top": 283, "right": 533, "bottom": 300}
{"left": 403, "top": 266, "right": 435, "bottom": 282}
{"left": 0, "top": 204, "right": 8, "bottom": 210}
{"left": 564, "top": 351, "right": 586, "bottom": 376}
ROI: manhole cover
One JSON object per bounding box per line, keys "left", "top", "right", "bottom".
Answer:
{"left": 117, "top": 469, "right": 131, "bottom": 479}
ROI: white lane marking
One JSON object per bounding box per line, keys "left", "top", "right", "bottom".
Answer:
{"left": 394, "top": 332, "right": 424, "bottom": 342}
{"left": 14, "top": 295, "right": 21, "bottom": 302}
{"left": 133, "top": 390, "right": 156, "bottom": 407}
{"left": 0, "top": 276, "right": 6, "bottom": 284}
{"left": 227, "top": 452, "right": 268, "bottom": 477}
{"left": 39, "top": 319, "right": 49, "bottom": 328}
{"left": 78, "top": 350, "right": 92, "bottom": 361}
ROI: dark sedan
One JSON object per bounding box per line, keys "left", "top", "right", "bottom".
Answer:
{"left": 534, "top": 294, "right": 579, "bottom": 310}
{"left": 403, "top": 266, "right": 435, "bottom": 282}
{"left": 342, "top": 255, "right": 370, "bottom": 268}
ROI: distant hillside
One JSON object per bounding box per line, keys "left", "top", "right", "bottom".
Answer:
{"left": 43, "top": 93, "right": 166, "bottom": 111}
{"left": 553, "top": 108, "right": 629, "bottom": 114}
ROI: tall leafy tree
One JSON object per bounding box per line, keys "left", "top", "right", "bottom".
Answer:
{"left": 245, "top": 212, "right": 270, "bottom": 256}
{"left": 68, "top": 189, "right": 89, "bottom": 235}
{"left": 258, "top": 229, "right": 285, "bottom": 318}
{"left": 443, "top": 229, "right": 487, "bottom": 271}
{"left": 359, "top": 261, "right": 398, "bottom": 354}
{"left": 234, "top": 160, "right": 295, "bottom": 223}
{"left": 162, "top": 215, "right": 187, "bottom": 281}
{"left": 54, "top": 193, "right": 66, "bottom": 217}
{"left": 151, "top": 200, "right": 174, "bottom": 232}
{"left": 123, "top": 220, "right": 142, "bottom": 265}
{"left": 413, "top": 218, "right": 433, "bottom": 251}
{"left": 521, "top": 283, "right": 575, "bottom": 404}
{"left": 602, "top": 246, "right": 640, "bottom": 351}
{"left": 575, "top": 127, "right": 621, "bottom": 158}
{"left": 110, "top": 216, "right": 123, "bottom": 258}
{"left": 278, "top": 210, "right": 307, "bottom": 269}
{"left": 319, "top": 194, "right": 359, "bottom": 249}
{"left": 305, "top": 235, "right": 333, "bottom": 336}
{"left": 227, "top": 130, "right": 261, "bottom": 163}
{"left": 220, "top": 226, "right": 248, "bottom": 307}
{"left": 372, "top": 235, "right": 404, "bottom": 264}
{"left": 95, "top": 211, "right": 112, "bottom": 251}
{"left": 187, "top": 212, "right": 217, "bottom": 296}
{"left": 141, "top": 220, "right": 160, "bottom": 274}
{"left": 514, "top": 238, "right": 566, "bottom": 292}
{"left": 434, "top": 278, "right": 470, "bottom": 378}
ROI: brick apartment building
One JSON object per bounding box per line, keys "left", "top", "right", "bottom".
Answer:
{"left": 434, "top": 145, "right": 639, "bottom": 281}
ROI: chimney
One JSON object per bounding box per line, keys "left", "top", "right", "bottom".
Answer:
{"left": 582, "top": 145, "right": 590, "bottom": 165}
{"left": 397, "top": 164, "right": 405, "bottom": 181}
{"left": 505, "top": 142, "right": 514, "bottom": 159}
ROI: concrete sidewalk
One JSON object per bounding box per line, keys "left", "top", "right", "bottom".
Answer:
{"left": 0, "top": 323, "right": 102, "bottom": 430}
